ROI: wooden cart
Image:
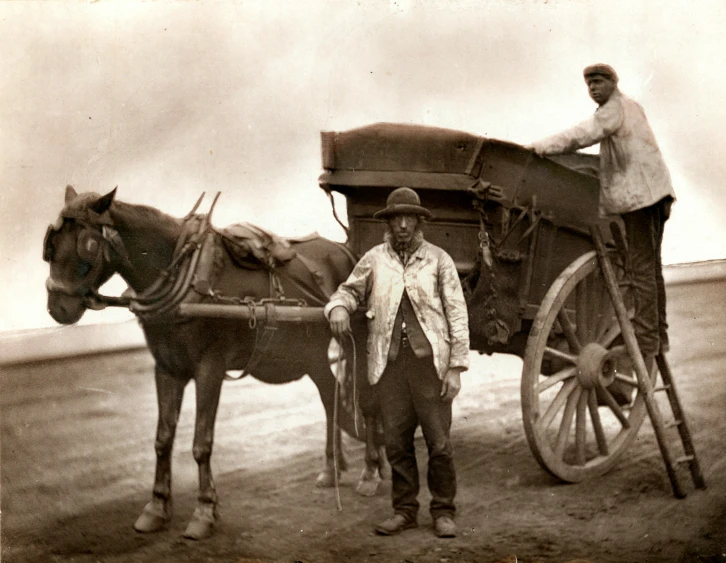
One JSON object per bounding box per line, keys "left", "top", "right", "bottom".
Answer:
{"left": 317, "top": 122, "right": 705, "bottom": 496}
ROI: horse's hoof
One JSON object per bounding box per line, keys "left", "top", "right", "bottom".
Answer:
{"left": 356, "top": 468, "right": 381, "bottom": 497}
{"left": 356, "top": 478, "right": 380, "bottom": 497}
{"left": 133, "top": 500, "right": 171, "bottom": 533}
{"left": 315, "top": 469, "right": 338, "bottom": 488}
{"left": 182, "top": 504, "right": 217, "bottom": 540}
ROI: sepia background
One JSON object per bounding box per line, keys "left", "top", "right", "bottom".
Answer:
{"left": 2, "top": 0, "right": 725, "bottom": 333}
{"left": 3, "top": 4, "right": 726, "bottom": 561}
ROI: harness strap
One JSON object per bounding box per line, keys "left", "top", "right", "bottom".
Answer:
{"left": 130, "top": 217, "right": 209, "bottom": 318}
{"left": 225, "top": 303, "right": 279, "bottom": 381}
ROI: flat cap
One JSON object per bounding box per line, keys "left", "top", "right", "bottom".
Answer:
{"left": 583, "top": 63, "right": 619, "bottom": 83}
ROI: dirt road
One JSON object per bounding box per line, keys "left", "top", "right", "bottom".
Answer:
{"left": 2, "top": 280, "right": 726, "bottom": 563}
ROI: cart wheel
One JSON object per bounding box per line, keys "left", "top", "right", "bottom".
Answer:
{"left": 521, "top": 250, "right": 655, "bottom": 482}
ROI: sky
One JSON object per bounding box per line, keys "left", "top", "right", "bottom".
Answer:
{"left": 2, "top": 0, "right": 725, "bottom": 332}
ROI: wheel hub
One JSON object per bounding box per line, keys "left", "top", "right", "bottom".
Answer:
{"left": 576, "top": 342, "right": 617, "bottom": 389}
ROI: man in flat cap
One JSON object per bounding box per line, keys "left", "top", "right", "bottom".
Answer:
{"left": 526, "top": 63, "right": 676, "bottom": 375}
{"left": 326, "top": 187, "right": 470, "bottom": 538}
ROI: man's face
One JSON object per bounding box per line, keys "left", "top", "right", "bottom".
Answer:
{"left": 388, "top": 213, "right": 419, "bottom": 245}
{"left": 586, "top": 75, "right": 616, "bottom": 105}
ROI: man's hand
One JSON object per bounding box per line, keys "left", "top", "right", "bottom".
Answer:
{"left": 523, "top": 143, "right": 544, "bottom": 156}
{"left": 440, "top": 368, "right": 463, "bottom": 402}
{"left": 329, "top": 306, "right": 351, "bottom": 339}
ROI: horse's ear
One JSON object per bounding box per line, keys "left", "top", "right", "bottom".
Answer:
{"left": 64, "top": 185, "right": 77, "bottom": 203}
{"left": 92, "top": 186, "right": 117, "bottom": 214}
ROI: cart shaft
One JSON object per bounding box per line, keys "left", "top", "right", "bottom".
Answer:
{"left": 177, "top": 303, "right": 327, "bottom": 323}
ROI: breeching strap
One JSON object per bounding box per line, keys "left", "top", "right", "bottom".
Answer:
{"left": 224, "top": 302, "right": 279, "bottom": 381}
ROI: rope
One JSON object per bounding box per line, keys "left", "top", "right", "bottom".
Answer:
{"left": 333, "top": 357, "right": 343, "bottom": 511}
{"left": 326, "top": 189, "right": 350, "bottom": 239}
{"left": 331, "top": 331, "right": 360, "bottom": 511}
{"left": 345, "top": 332, "right": 360, "bottom": 438}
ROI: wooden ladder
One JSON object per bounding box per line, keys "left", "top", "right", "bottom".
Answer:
{"left": 591, "top": 227, "right": 706, "bottom": 498}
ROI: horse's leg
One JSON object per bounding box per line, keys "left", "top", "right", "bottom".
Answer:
{"left": 355, "top": 380, "right": 389, "bottom": 496}
{"left": 377, "top": 423, "right": 391, "bottom": 480}
{"left": 355, "top": 413, "right": 384, "bottom": 497}
{"left": 134, "top": 366, "right": 186, "bottom": 533}
{"left": 313, "top": 372, "right": 347, "bottom": 488}
{"left": 182, "top": 358, "right": 224, "bottom": 540}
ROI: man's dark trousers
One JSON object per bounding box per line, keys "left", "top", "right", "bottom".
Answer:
{"left": 621, "top": 196, "right": 672, "bottom": 357}
{"left": 377, "top": 344, "right": 456, "bottom": 522}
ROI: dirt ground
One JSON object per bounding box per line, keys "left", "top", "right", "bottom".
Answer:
{"left": 2, "top": 280, "right": 726, "bottom": 563}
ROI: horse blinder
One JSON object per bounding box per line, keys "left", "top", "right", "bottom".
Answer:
{"left": 77, "top": 229, "right": 104, "bottom": 263}
{"left": 43, "top": 216, "right": 65, "bottom": 263}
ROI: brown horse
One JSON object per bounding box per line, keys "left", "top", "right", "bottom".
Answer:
{"left": 43, "top": 185, "right": 386, "bottom": 539}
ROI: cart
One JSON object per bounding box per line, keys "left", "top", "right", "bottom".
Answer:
{"left": 316, "top": 122, "right": 705, "bottom": 497}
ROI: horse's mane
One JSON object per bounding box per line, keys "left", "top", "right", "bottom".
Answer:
{"left": 111, "top": 200, "right": 183, "bottom": 238}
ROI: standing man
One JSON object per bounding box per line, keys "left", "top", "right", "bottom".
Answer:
{"left": 526, "top": 63, "right": 676, "bottom": 367}
{"left": 325, "top": 187, "right": 470, "bottom": 538}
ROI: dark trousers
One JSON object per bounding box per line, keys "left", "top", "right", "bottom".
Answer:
{"left": 376, "top": 344, "right": 456, "bottom": 521}
{"left": 621, "top": 197, "right": 672, "bottom": 357}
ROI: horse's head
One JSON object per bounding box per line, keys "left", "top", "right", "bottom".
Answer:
{"left": 44, "top": 185, "right": 128, "bottom": 324}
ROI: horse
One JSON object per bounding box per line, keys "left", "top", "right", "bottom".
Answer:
{"left": 43, "top": 185, "right": 388, "bottom": 539}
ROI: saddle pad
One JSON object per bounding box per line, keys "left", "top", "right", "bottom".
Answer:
{"left": 285, "top": 232, "right": 321, "bottom": 244}
{"left": 218, "top": 223, "right": 297, "bottom": 269}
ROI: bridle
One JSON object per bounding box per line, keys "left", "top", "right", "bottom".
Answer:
{"left": 44, "top": 192, "right": 217, "bottom": 317}
{"left": 43, "top": 207, "right": 133, "bottom": 310}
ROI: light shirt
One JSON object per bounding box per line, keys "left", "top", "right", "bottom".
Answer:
{"left": 532, "top": 90, "right": 676, "bottom": 215}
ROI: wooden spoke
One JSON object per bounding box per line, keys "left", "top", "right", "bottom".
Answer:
{"left": 587, "top": 389, "right": 609, "bottom": 456}
{"left": 597, "top": 385, "right": 630, "bottom": 428}
{"left": 591, "top": 278, "right": 612, "bottom": 343}
{"left": 598, "top": 321, "right": 621, "bottom": 349}
{"left": 539, "top": 378, "right": 579, "bottom": 431}
{"left": 575, "top": 390, "right": 589, "bottom": 465}
{"left": 537, "top": 366, "right": 576, "bottom": 393}
{"left": 554, "top": 386, "right": 581, "bottom": 458}
{"left": 557, "top": 309, "right": 581, "bottom": 353}
{"left": 588, "top": 273, "right": 604, "bottom": 339}
{"left": 575, "top": 277, "right": 589, "bottom": 342}
{"left": 614, "top": 373, "right": 639, "bottom": 388}
{"left": 544, "top": 346, "right": 578, "bottom": 365}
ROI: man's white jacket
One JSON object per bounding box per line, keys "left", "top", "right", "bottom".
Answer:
{"left": 325, "top": 239, "right": 470, "bottom": 386}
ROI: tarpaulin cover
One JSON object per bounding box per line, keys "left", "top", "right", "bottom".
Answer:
{"left": 321, "top": 122, "right": 599, "bottom": 179}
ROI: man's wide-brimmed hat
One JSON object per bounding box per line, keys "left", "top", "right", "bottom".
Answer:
{"left": 583, "top": 63, "right": 619, "bottom": 84}
{"left": 374, "top": 187, "right": 432, "bottom": 220}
